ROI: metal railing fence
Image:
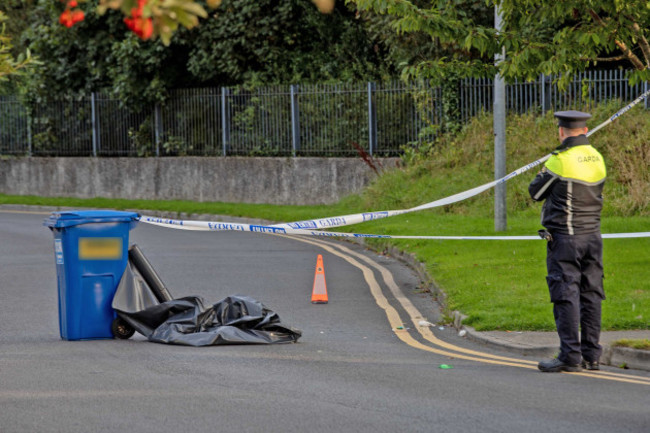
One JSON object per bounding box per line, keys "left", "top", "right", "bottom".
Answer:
{"left": 0, "top": 96, "right": 30, "bottom": 155}
{"left": 0, "top": 69, "right": 647, "bottom": 157}
{"left": 459, "top": 69, "right": 649, "bottom": 121}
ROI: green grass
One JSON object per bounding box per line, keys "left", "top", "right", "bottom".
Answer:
{"left": 3, "top": 193, "right": 648, "bottom": 332}
{"left": 612, "top": 339, "right": 650, "bottom": 351}
{"left": 3, "top": 101, "right": 649, "bottom": 331}
{"left": 351, "top": 212, "right": 650, "bottom": 331}
{"left": 0, "top": 194, "right": 363, "bottom": 222}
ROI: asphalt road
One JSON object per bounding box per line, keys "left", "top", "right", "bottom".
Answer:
{"left": 1, "top": 209, "right": 649, "bottom": 433}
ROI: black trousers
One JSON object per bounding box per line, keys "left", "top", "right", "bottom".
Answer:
{"left": 546, "top": 232, "right": 605, "bottom": 365}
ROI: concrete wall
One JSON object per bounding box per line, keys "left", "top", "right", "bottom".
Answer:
{"left": 0, "top": 157, "right": 397, "bottom": 205}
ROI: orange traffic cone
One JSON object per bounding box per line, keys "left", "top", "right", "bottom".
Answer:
{"left": 311, "top": 254, "right": 328, "bottom": 304}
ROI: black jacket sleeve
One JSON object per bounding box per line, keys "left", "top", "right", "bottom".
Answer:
{"left": 528, "top": 168, "right": 558, "bottom": 202}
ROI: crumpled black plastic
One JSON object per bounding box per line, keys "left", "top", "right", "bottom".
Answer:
{"left": 113, "top": 262, "right": 302, "bottom": 346}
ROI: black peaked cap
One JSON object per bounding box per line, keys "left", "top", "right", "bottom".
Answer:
{"left": 554, "top": 110, "right": 591, "bottom": 128}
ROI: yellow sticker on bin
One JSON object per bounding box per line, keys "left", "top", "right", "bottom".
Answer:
{"left": 79, "top": 238, "right": 122, "bottom": 260}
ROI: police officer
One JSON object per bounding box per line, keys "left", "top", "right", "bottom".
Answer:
{"left": 529, "top": 111, "right": 607, "bottom": 373}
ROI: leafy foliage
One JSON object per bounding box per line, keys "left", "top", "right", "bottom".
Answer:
{"left": 183, "top": 0, "right": 389, "bottom": 85}
{"left": 352, "top": 0, "right": 500, "bottom": 82}
{"left": 0, "top": 11, "right": 36, "bottom": 84}
{"left": 20, "top": 2, "right": 126, "bottom": 104}
{"left": 350, "top": 0, "right": 650, "bottom": 87}
{"left": 498, "top": 1, "right": 650, "bottom": 86}
{"left": 74, "top": 0, "right": 336, "bottom": 45}
{"left": 18, "top": 0, "right": 392, "bottom": 110}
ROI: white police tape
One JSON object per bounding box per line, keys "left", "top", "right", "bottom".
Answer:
{"left": 587, "top": 87, "right": 650, "bottom": 136}
{"left": 139, "top": 90, "right": 650, "bottom": 241}
{"left": 140, "top": 216, "right": 650, "bottom": 240}
{"left": 271, "top": 87, "right": 650, "bottom": 232}
{"left": 271, "top": 155, "right": 550, "bottom": 231}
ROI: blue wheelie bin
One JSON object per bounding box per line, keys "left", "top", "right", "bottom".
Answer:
{"left": 44, "top": 210, "right": 139, "bottom": 340}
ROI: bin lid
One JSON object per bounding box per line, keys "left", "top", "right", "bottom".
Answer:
{"left": 44, "top": 210, "right": 140, "bottom": 229}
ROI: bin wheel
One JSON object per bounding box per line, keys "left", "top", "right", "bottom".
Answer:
{"left": 112, "top": 318, "right": 135, "bottom": 339}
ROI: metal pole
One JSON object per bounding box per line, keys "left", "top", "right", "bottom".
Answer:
{"left": 221, "top": 87, "right": 230, "bottom": 156}
{"left": 290, "top": 84, "right": 300, "bottom": 157}
{"left": 154, "top": 104, "right": 162, "bottom": 157}
{"left": 494, "top": 6, "right": 507, "bottom": 232}
{"left": 540, "top": 74, "right": 551, "bottom": 112}
{"left": 91, "top": 92, "right": 98, "bottom": 157}
{"left": 27, "top": 110, "right": 33, "bottom": 157}
{"left": 368, "top": 82, "right": 377, "bottom": 156}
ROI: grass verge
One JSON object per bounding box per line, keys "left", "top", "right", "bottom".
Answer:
{"left": 2, "top": 193, "right": 648, "bottom": 332}
{"left": 3, "top": 101, "right": 649, "bottom": 331}
{"left": 612, "top": 339, "right": 650, "bottom": 351}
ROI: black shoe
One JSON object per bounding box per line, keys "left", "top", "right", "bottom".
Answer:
{"left": 538, "top": 358, "right": 582, "bottom": 373}
{"left": 581, "top": 360, "right": 600, "bottom": 370}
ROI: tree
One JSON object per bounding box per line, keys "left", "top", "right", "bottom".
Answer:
{"left": 183, "top": 0, "right": 388, "bottom": 85}
{"left": 499, "top": 1, "right": 650, "bottom": 85}
{"left": 23, "top": 0, "right": 390, "bottom": 110}
{"left": 359, "top": 0, "right": 492, "bottom": 74}
{"left": 350, "top": 0, "right": 650, "bottom": 86}
{"left": 0, "top": 11, "right": 35, "bottom": 84}
{"left": 59, "top": 0, "right": 336, "bottom": 45}
{"left": 351, "top": 0, "right": 499, "bottom": 82}
{"left": 0, "top": 0, "right": 37, "bottom": 57}
{"left": 21, "top": 2, "right": 134, "bottom": 103}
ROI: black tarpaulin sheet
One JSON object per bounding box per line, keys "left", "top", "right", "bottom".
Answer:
{"left": 113, "top": 262, "right": 302, "bottom": 346}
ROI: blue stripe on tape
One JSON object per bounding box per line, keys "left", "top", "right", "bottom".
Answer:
{"left": 250, "top": 225, "right": 287, "bottom": 234}
{"left": 287, "top": 221, "right": 318, "bottom": 229}
{"left": 139, "top": 217, "right": 650, "bottom": 240}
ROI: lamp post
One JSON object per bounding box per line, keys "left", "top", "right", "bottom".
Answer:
{"left": 494, "top": 5, "right": 507, "bottom": 232}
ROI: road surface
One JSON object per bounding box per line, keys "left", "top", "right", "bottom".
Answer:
{"left": 1, "top": 209, "right": 649, "bottom": 433}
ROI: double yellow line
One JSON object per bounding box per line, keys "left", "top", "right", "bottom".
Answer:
{"left": 288, "top": 235, "right": 650, "bottom": 387}
{"left": 5, "top": 209, "right": 647, "bottom": 385}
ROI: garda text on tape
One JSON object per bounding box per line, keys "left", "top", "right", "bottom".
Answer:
{"left": 140, "top": 216, "right": 650, "bottom": 240}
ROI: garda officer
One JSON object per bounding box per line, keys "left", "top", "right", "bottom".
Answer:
{"left": 528, "top": 110, "right": 607, "bottom": 373}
